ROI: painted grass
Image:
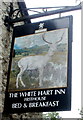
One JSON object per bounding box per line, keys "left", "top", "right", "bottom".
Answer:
{"left": 8, "top": 51, "right": 67, "bottom": 90}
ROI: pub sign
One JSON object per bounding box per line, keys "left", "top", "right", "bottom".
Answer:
{"left": 4, "top": 15, "right": 73, "bottom": 113}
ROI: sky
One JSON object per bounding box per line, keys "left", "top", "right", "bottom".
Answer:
{"left": 24, "top": 0, "right": 81, "bottom": 118}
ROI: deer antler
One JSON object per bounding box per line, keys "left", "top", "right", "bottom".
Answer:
{"left": 42, "top": 31, "right": 65, "bottom": 44}
{"left": 42, "top": 33, "right": 52, "bottom": 44}
{"left": 55, "top": 31, "right": 65, "bottom": 44}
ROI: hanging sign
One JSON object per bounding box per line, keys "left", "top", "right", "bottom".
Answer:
{"left": 4, "top": 15, "right": 73, "bottom": 113}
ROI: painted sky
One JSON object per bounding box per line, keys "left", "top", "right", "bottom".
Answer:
{"left": 15, "top": 28, "right": 68, "bottom": 49}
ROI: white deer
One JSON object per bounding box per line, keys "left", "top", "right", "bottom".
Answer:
{"left": 16, "top": 32, "right": 64, "bottom": 88}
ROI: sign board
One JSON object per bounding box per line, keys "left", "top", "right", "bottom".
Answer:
{"left": 4, "top": 16, "right": 73, "bottom": 114}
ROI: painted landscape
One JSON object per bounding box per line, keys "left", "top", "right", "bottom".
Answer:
{"left": 8, "top": 28, "right": 68, "bottom": 90}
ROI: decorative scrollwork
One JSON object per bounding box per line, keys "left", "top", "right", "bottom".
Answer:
{"left": 12, "top": 9, "right": 21, "bottom": 19}
{"left": 4, "top": 2, "right": 82, "bottom": 31}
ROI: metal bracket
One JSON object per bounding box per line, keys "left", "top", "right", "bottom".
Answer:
{"left": 4, "top": 2, "right": 82, "bottom": 31}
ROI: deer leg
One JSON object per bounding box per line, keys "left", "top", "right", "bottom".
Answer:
{"left": 19, "top": 67, "right": 26, "bottom": 87}
{"left": 16, "top": 74, "right": 19, "bottom": 88}
{"left": 49, "top": 74, "right": 53, "bottom": 81}
{"left": 19, "top": 75, "right": 26, "bottom": 87}
{"left": 16, "top": 67, "right": 26, "bottom": 88}
{"left": 39, "top": 68, "right": 43, "bottom": 86}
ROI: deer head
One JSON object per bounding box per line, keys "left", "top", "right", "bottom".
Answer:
{"left": 42, "top": 31, "right": 65, "bottom": 55}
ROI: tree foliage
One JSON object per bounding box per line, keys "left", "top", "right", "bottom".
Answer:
{"left": 43, "top": 112, "right": 62, "bottom": 120}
